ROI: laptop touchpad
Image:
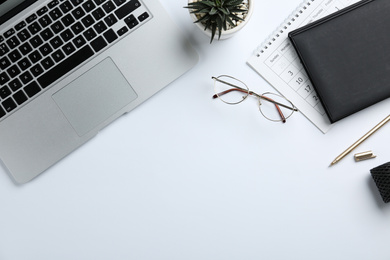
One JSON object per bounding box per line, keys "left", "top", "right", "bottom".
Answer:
{"left": 52, "top": 58, "right": 137, "bottom": 136}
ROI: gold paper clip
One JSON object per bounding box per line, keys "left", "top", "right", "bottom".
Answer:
{"left": 354, "top": 151, "right": 376, "bottom": 162}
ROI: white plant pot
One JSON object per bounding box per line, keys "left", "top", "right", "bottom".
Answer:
{"left": 188, "top": 0, "right": 254, "bottom": 41}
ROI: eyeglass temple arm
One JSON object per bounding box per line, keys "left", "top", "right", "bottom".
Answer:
{"left": 212, "top": 88, "right": 248, "bottom": 99}
{"left": 212, "top": 77, "right": 298, "bottom": 112}
{"left": 212, "top": 88, "right": 287, "bottom": 122}
{"left": 259, "top": 94, "right": 286, "bottom": 123}
{"left": 251, "top": 92, "right": 298, "bottom": 112}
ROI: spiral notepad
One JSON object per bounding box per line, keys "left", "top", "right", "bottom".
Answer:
{"left": 247, "top": 0, "right": 359, "bottom": 133}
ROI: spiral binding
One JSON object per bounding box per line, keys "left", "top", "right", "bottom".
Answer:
{"left": 254, "top": 0, "right": 315, "bottom": 57}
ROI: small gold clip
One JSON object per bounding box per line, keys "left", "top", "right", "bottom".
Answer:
{"left": 354, "top": 151, "right": 376, "bottom": 162}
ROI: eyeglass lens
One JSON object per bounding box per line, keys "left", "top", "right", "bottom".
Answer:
{"left": 259, "top": 93, "right": 295, "bottom": 122}
{"left": 214, "top": 75, "right": 249, "bottom": 104}
{"left": 213, "top": 75, "right": 296, "bottom": 122}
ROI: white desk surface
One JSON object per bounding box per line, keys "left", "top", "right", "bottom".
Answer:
{"left": 2, "top": 0, "right": 390, "bottom": 259}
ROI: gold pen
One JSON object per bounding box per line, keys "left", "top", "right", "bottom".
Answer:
{"left": 330, "top": 114, "right": 390, "bottom": 166}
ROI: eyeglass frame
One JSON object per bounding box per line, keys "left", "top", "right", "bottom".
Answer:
{"left": 212, "top": 75, "right": 298, "bottom": 123}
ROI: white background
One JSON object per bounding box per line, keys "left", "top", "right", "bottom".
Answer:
{"left": 1, "top": 0, "right": 390, "bottom": 259}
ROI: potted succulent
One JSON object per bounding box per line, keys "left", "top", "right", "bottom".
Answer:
{"left": 184, "top": 0, "right": 253, "bottom": 43}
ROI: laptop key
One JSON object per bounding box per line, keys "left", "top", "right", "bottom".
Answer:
{"left": 113, "top": 0, "right": 126, "bottom": 7}
{"left": 24, "top": 81, "right": 41, "bottom": 97}
{"left": 124, "top": 15, "right": 138, "bottom": 29}
{"left": 61, "top": 14, "right": 75, "bottom": 26}
{"left": 94, "top": 0, "right": 107, "bottom": 5}
{"left": 48, "top": 0, "right": 60, "bottom": 9}
{"left": 62, "top": 42, "right": 76, "bottom": 55}
{"left": 27, "top": 22, "right": 42, "bottom": 35}
{"left": 49, "top": 8, "right": 63, "bottom": 21}
{"left": 71, "top": 22, "right": 84, "bottom": 35}
{"left": 19, "top": 46, "right": 33, "bottom": 57}
{"left": 0, "top": 72, "right": 10, "bottom": 85}
{"left": 60, "top": 29, "right": 74, "bottom": 42}
{"left": 59, "top": 1, "right": 73, "bottom": 13}
{"left": 0, "top": 43, "right": 9, "bottom": 56}
{"left": 30, "top": 35, "right": 43, "bottom": 48}
{"left": 103, "top": 29, "right": 117, "bottom": 43}
{"left": 91, "top": 36, "right": 107, "bottom": 52}
{"left": 37, "top": 6, "right": 49, "bottom": 16}
{"left": 6, "top": 36, "right": 20, "bottom": 49}
{"left": 8, "top": 50, "right": 22, "bottom": 63}
{"left": 39, "top": 43, "right": 53, "bottom": 56}
{"left": 51, "top": 21, "right": 65, "bottom": 34}
{"left": 83, "top": 28, "right": 97, "bottom": 41}
{"left": 2, "top": 97, "right": 17, "bottom": 112}
{"left": 92, "top": 8, "right": 105, "bottom": 21}
{"left": 115, "top": 0, "right": 141, "bottom": 19}
{"left": 72, "top": 7, "right": 86, "bottom": 19}
{"left": 73, "top": 35, "right": 86, "bottom": 48}
{"left": 41, "top": 28, "right": 54, "bottom": 41}
{"left": 0, "top": 57, "right": 11, "bottom": 70}
{"left": 81, "top": 14, "right": 95, "bottom": 28}
{"left": 15, "top": 21, "right": 27, "bottom": 31}
{"left": 37, "top": 45, "right": 94, "bottom": 88}
{"left": 17, "top": 58, "right": 32, "bottom": 70}
{"left": 94, "top": 21, "right": 107, "bottom": 34}
{"left": 71, "top": 0, "right": 83, "bottom": 6}
{"left": 26, "top": 14, "right": 38, "bottom": 24}
{"left": 52, "top": 50, "right": 65, "bottom": 62}
{"left": 50, "top": 36, "right": 64, "bottom": 49}
{"left": 20, "top": 71, "right": 34, "bottom": 84}
{"left": 0, "top": 86, "right": 11, "bottom": 99}
{"left": 83, "top": 1, "right": 96, "bottom": 12}
{"left": 17, "top": 29, "right": 31, "bottom": 42}
{"left": 38, "top": 15, "right": 52, "bottom": 28}
{"left": 9, "top": 78, "right": 23, "bottom": 91}
{"left": 104, "top": 14, "right": 117, "bottom": 27}
{"left": 13, "top": 90, "right": 28, "bottom": 105}
{"left": 0, "top": 106, "right": 5, "bottom": 118}
{"left": 41, "top": 57, "right": 55, "bottom": 70}
{"left": 28, "top": 50, "right": 43, "bottom": 63}
{"left": 7, "top": 65, "right": 21, "bottom": 78}
{"left": 138, "top": 12, "right": 149, "bottom": 22}
{"left": 116, "top": 26, "right": 128, "bottom": 36}
{"left": 30, "top": 64, "right": 44, "bottom": 77}
{"left": 103, "top": 1, "right": 116, "bottom": 13}
{"left": 4, "top": 28, "right": 15, "bottom": 38}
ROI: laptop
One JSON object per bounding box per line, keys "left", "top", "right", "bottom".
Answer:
{"left": 0, "top": 0, "right": 198, "bottom": 183}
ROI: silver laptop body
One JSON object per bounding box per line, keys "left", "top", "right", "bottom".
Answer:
{"left": 0, "top": 0, "right": 198, "bottom": 183}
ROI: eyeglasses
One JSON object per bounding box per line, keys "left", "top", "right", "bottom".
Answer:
{"left": 212, "top": 75, "right": 298, "bottom": 123}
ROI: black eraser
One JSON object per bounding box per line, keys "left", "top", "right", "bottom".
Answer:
{"left": 370, "top": 162, "right": 390, "bottom": 203}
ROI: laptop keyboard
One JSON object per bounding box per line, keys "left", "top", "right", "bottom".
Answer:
{"left": 0, "top": 0, "right": 151, "bottom": 120}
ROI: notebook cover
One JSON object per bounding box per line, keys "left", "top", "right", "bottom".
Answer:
{"left": 288, "top": 0, "right": 390, "bottom": 123}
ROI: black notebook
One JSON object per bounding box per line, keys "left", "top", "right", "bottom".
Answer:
{"left": 289, "top": 0, "right": 390, "bottom": 123}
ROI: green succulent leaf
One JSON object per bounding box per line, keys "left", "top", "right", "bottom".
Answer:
{"left": 225, "top": 0, "right": 243, "bottom": 6}
{"left": 218, "top": 7, "right": 229, "bottom": 15}
{"left": 225, "top": 15, "right": 234, "bottom": 27}
{"left": 184, "top": 0, "right": 248, "bottom": 43}
{"left": 209, "top": 7, "right": 218, "bottom": 15}
{"left": 210, "top": 23, "right": 217, "bottom": 43}
{"left": 228, "top": 13, "right": 245, "bottom": 22}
